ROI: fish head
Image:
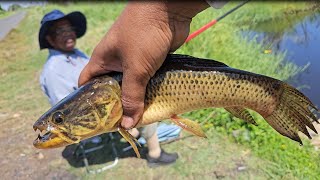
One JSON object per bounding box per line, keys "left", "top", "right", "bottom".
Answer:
{"left": 33, "top": 76, "right": 123, "bottom": 149}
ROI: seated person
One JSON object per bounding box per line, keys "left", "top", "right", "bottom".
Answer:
{"left": 38, "top": 9, "right": 178, "bottom": 167}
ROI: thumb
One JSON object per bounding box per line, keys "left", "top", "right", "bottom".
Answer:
{"left": 78, "top": 55, "right": 114, "bottom": 87}
{"left": 78, "top": 64, "right": 94, "bottom": 87}
{"left": 120, "top": 68, "right": 150, "bottom": 129}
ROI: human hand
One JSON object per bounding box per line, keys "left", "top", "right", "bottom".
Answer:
{"left": 78, "top": 1, "right": 209, "bottom": 129}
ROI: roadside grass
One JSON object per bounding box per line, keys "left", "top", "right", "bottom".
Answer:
{"left": 0, "top": 9, "right": 16, "bottom": 18}
{"left": 1, "top": 1, "right": 319, "bottom": 179}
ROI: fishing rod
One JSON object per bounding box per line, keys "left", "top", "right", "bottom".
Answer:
{"left": 185, "top": 0, "right": 250, "bottom": 43}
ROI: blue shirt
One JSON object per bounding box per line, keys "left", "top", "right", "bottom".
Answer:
{"left": 40, "top": 49, "right": 89, "bottom": 106}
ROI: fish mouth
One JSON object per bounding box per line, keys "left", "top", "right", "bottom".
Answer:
{"left": 33, "top": 125, "right": 69, "bottom": 149}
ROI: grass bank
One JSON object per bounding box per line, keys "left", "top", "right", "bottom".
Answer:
{"left": 0, "top": 1, "right": 319, "bottom": 179}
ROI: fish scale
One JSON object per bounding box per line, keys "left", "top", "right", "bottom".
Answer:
{"left": 142, "top": 70, "right": 280, "bottom": 125}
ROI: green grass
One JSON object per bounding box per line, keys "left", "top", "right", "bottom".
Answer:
{"left": 184, "top": 108, "right": 320, "bottom": 179}
{"left": 78, "top": 129, "right": 274, "bottom": 180}
{"left": 0, "top": 9, "right": 9, "bottom": 18}
{"left": 1, "top": 1, "right": 319, "bottom": 179}
{"left": 0, "top": 8, "right": 23, "bottom": 18}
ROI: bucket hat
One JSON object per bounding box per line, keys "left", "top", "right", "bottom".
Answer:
{"left": 38, "top": 9, "right": 87, "bottom": 49}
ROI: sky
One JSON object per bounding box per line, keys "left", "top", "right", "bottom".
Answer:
{"left": 0, "top": 1, "right": 46, "bottom": 11}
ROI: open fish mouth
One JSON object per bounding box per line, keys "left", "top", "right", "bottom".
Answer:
{"left": 33, "top": 125, "right": 69, "bottom": 148}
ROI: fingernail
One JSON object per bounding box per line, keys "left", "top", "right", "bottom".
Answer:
{"left": 122, "top": 116, "right": 134, "bottom": 129}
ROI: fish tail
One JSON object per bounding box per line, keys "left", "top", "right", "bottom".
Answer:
{"left": 264, "top": 84, "right": 318, "bottom": 144}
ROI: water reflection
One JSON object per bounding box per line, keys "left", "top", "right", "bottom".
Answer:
{"left": 242, "top": 11, "right": 320, "bottom": 107}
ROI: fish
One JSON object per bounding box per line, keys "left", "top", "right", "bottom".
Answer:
{"left": 33, "top": 54, "right": 319, "bottom": 158}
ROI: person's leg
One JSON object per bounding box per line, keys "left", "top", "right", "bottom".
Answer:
{"left": 140, "top": 123, "right": 161, "bottom": 158}
{"left": 146, "top": 128, "right": 162, "bottom": 158}
{"left": 128, "top": 128, "right": 140, "bottom": 138}
{"left": 140, "top": 123, "right": 178, "bottom": 167}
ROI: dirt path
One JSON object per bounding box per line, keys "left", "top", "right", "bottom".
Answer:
{"left": 0, "top": 112, "right": 78, "bottom": 179}
{"left": 0, "top": 11, "right": 26, "bottom": 41}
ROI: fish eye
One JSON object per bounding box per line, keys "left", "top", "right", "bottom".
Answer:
{"left": 52, "top": 112, "right": 64, "bottom": 124}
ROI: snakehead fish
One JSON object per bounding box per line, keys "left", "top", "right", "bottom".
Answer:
{"left": 33, "top": 54, "right": 319, "bottom": 158}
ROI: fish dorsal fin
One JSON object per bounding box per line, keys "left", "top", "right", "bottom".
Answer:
{"left": 107, "top": 54, "right": 229, "bottom": 82}
{"left": 225, "top": 107, "right": 257, "bottom": 125}
{"left": 159, "top": 54, "right": 229, "bottom": 72}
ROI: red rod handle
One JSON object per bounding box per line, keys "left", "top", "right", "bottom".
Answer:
{"left": 184, "top": 1, "right": 250, "bottom": 44}
{"left": 185, "top": 19, "right": 217, "bottom": 43}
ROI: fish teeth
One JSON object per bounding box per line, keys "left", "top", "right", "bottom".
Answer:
{"left": 46, "top": 125, "right": 54, "bottom": 131}
{"left": 39, "top": 130, "right": 47, "bottom": 137}
{"left": 33, "top": 126, "right": 44, "bottom": 133}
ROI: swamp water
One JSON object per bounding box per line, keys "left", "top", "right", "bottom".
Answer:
{"left": 242, "top": 11, "right": 320, "bottom": 108}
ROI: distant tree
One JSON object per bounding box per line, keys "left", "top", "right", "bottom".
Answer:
{"left": 8, "top": 4, "right": 22, "bottom": 11}
{"left": 0, "top": 5, "right": 3, "bottom": 11}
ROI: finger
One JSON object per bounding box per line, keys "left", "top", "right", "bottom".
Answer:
{"left": 120, "top": 68, "right": 150, "bottom": 129}
{"left": 78, "top": 60, "right": 112, "bottom": 87}
{"left": 78, "top": 31, "right": 121, "bottom": 87}
{"left": 78, "top": 64, "right": 93, "bottom": 87}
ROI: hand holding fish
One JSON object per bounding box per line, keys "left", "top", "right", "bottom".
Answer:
{"left": 78, "top": 1, "right": 209, "bottom": 129}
